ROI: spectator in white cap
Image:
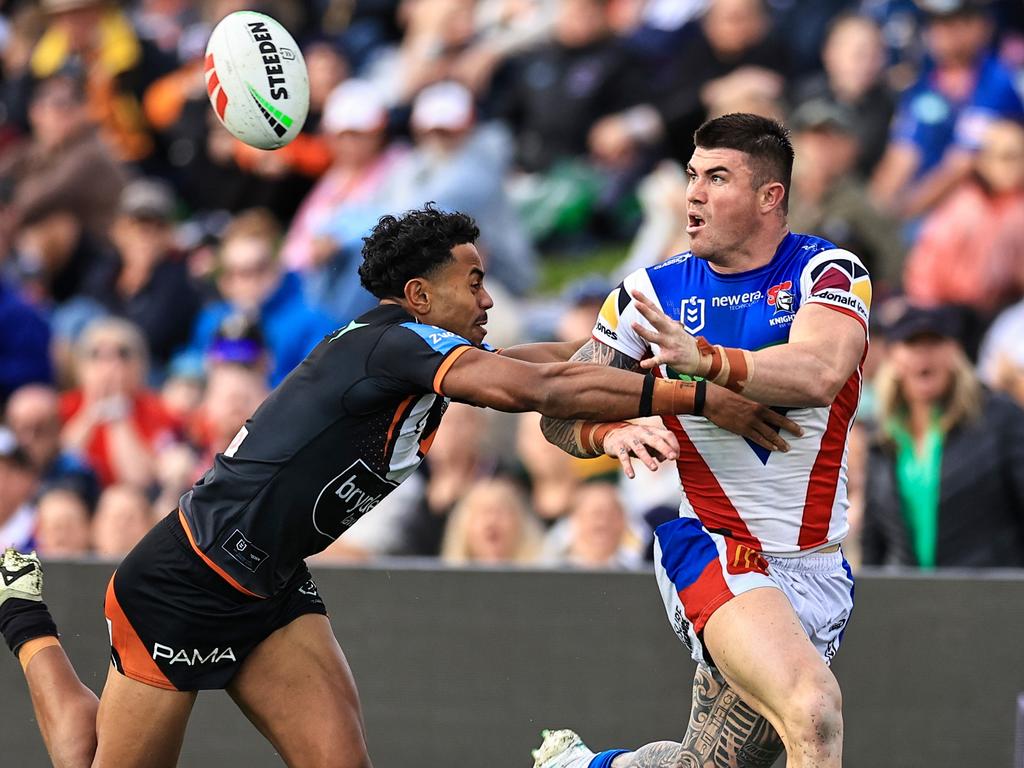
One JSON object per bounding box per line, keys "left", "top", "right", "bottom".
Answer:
{"left": 377, "top": 80, "right": 537, "bottom": 297}
{"left": 281, "top": 80, "right": 408, "bottom": 274}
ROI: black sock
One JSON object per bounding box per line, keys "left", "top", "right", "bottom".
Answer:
{"left": 0, "top": 599, "right": 59, "bottom": 657}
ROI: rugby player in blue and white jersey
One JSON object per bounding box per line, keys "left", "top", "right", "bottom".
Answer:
{"left": 0, "top": 204, "right": 803, "bottom": 768}
{"left": 534, "top": 113, "right": 870, "bottom": 768}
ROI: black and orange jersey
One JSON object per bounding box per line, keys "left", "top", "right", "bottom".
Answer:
{"left": 179, "top": 303, "right": 480, "bottom": 597}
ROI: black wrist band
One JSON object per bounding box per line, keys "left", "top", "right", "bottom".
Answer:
{"left": 693, "top": 379, "right": 707, "bottom": 416}
{"left": 639, "top": 374, "right": 656, "bottom": 417}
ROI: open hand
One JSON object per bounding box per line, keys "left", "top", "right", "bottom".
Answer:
{"left": 630, "top": 289, "right": 702, "bottom": 374}
{"left": 602, "top": 423, "right": 679, "bottom": 479}
{"left": 703, "top": 385, "right": 802, "bottom": 452}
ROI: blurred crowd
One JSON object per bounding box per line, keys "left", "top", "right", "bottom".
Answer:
{"left": 2, "top": 0, "right": 1024, "bottom": 572}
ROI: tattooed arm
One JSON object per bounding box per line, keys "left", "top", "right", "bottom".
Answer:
{"left": 539, "top": 339, "right": 643, "bottom": 458}
{"left": 610, "top": 665, "right": 784, "bottom": 768}
{"left": 540, "top": 340, "right": 804, "bottom": 460}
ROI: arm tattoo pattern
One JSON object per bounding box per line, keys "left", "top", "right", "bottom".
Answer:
{"left": 539, "top": 340, "right": 642, "bottom": 458}
{"left": 612, "top": 665, "right": 784, "bottom": 768}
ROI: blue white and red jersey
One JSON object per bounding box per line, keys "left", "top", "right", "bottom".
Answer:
{"left": 592, "top": 232, "right": 872, "bottom": 555}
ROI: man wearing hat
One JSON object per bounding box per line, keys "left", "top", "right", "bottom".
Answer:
{"left": 788, "top": 98, "right": 905, "bottom": 290}
{"left": 81, "top": 178, "right": 201, "bottom": 368}
{"left": 863, "top": 301, "right": 1024, "bottom": 568}
{"left": 871, "top": 0, "right": 1024, "bottom": 218}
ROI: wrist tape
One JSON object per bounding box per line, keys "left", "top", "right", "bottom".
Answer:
{"left": 694, "top": 337, "right": 755, "bottom": 392}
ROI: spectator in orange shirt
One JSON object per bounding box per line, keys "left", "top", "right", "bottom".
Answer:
{"left": 59, "top": 317, "right": 178, "bottom": 489}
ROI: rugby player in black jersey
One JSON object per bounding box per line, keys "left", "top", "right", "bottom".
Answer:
{"left": 0, "top": 206, "right": 800, "bottom": 768}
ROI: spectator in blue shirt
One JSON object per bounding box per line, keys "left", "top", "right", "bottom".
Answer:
{"left": 183, "top": 210, "right": 338, "bottom": 388}
{"left": 871, "top": 0, "right": 1024, "bottom": 218}
{"left": 0, "top": 277, "right": 51, "bottom": 406}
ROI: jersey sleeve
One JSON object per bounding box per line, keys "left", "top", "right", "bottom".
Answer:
{"left": 371, "top": 323, "right": 475, "bottom": 394}
{"left": 590, "top": 270, "right": 654, "bottom": 361}
{"left": 798, "top": 249, "right": 872, "bottom": 332}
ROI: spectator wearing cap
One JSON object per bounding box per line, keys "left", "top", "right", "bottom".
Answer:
{"left": 184, "top": 209, "right": 337, "bottom": 387}
{"left": 60, "top": 316, "right": 179, "bottom": 489}
{"left": 863, "top": 304, "right": 1024, "bottom": 568}
{"left": 0, "top": 277, "right": 52, "bottom": 405}
{"left": 787, "top": 99, "right": 905, "bottom": 291}
{"left": 376, "top": 81, "right": 537, "bottom": 296}
{"left": 80, "top": 178, "right": 202, "bottom": 369}
{"left": 279, "top": 79, "right": 407, "bottom": 298}
{"left": 902, "top": 118, "right": 1024, "bottom": 329}
{"left": 871, "top": 0, "right": 1024, "bottom": 219}
{"left": 0, "top": 69, "right": 125, "bottom": 244}
{"left": 979, "top": 297, "right": 1024, "bottom": 407}
{"left": 29, "top": 0, "right": 175, "bottom": 166}
{"left": 5, "top": 384, "right": 99, "bottom": 508}
{"left": 791, "top": 12, "right": 895, "bottom": 176}
{"left": 0, "top": 427, "right": 40, "bottom": 550}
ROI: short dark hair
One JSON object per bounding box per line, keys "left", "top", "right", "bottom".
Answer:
{"left": 693, "top": 113, "right": 795, "bottom": 213}
{"left": 359, "top": 204, "right": 480, "bottom": 299}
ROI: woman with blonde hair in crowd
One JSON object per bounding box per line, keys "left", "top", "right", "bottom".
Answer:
{"left": 863, "top": 304, "right": 1024, "bottom": 568}
{"left": 440, "top": 477, "right": 543, "bottom": 566}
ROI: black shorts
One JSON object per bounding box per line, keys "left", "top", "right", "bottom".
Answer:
{"left": 104, "top": 510, "right": 327, "bottom": 691}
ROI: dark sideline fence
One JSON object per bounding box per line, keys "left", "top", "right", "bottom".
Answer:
{"left": 1, "top": 561, "right": 1021, "bottom": 767}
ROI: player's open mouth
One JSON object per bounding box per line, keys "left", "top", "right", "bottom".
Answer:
{"left": 687, "top": 212, "right": 706, "bottom": 234}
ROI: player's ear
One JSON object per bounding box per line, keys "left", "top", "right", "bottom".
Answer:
{"left": 760, "top": 181, "right": 786, "bottom": 213}
{"left": 403, "top": 277, "right": 431, "bottom": 316}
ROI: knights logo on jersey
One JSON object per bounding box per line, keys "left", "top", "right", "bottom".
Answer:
{"left": 680, "top": 296, "right": 706, "bottom": 334}
{"left": 767, "top": 280, "right": 794, "bottom": 313}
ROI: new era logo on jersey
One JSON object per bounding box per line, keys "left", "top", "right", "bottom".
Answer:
{"left": 680, "top": 296, "right": 706, "bottom": 334}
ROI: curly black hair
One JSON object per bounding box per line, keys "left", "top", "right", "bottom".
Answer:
{"left": 359, "top": 204, "right": 481, "bottom": 300}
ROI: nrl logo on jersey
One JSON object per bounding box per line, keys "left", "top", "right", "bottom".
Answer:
{"left": 679, "top": 296, "right": 706, "bottom": 334}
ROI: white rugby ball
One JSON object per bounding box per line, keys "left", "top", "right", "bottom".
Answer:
{"left": 204, "top": 11, "right": 309, "bottom": 150}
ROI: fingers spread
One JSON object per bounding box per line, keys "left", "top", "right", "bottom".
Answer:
{"left": 617, "top": 447, "right": 635, "bottom": 479}
{"left": 632, "top": 321, "right": 658, "bottom": 343}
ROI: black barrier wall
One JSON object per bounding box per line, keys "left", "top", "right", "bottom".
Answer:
{"left": 1, "top": 561, "right": 1022, "bottom": 767}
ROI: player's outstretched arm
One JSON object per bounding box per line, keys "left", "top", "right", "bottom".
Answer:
{"left": 439, "top": 345, "right": 701, "bottom": 422}
{"left": 496, "top": 337, "right": 589, "bottom": 364}
{"left": 534, "top": 339, "right": 802, "bottom": 462}
{"left": 630, "top": 291, "right": 866, "bottom": 408}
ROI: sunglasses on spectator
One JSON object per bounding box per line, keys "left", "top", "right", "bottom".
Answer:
{"left": 87, "top": 344, "right": 136, "bottom": 361}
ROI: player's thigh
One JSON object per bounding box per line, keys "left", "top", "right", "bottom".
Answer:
{"left": 93, "top": 665, "right": 197, "bottom": 768}
{"left": 702, "top": 586, "right": 840, "bottom": 732}
{"left": 227, "top": 613, "right": 372, "bottom": 768}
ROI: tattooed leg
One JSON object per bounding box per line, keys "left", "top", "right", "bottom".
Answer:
{"left": 610, "top": 665, "right": 784, "bottom": 768}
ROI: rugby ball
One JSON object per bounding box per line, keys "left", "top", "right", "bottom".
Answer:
{"left": 204, "top": 11, "right": 309, "bottom": 150}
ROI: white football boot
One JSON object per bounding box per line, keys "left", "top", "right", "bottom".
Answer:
{"left": 0, "top": 548, "right": 44, "bottom": 607}
{"left": 532, "top": 729, "right": 596, "bottom": 768}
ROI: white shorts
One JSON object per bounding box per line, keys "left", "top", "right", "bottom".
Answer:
{"left": 653, "top": 517, "right": 854, "bottom": 667}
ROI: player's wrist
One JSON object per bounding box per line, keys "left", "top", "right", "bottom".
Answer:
{"left": 649, "top": 378, "right": 706, "bottom": 416}
{"left": 576, "top": 421, "right": 632, "bottom": 455}
{"left": 693, "top": 337, "right": 754, "bottom": 393}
